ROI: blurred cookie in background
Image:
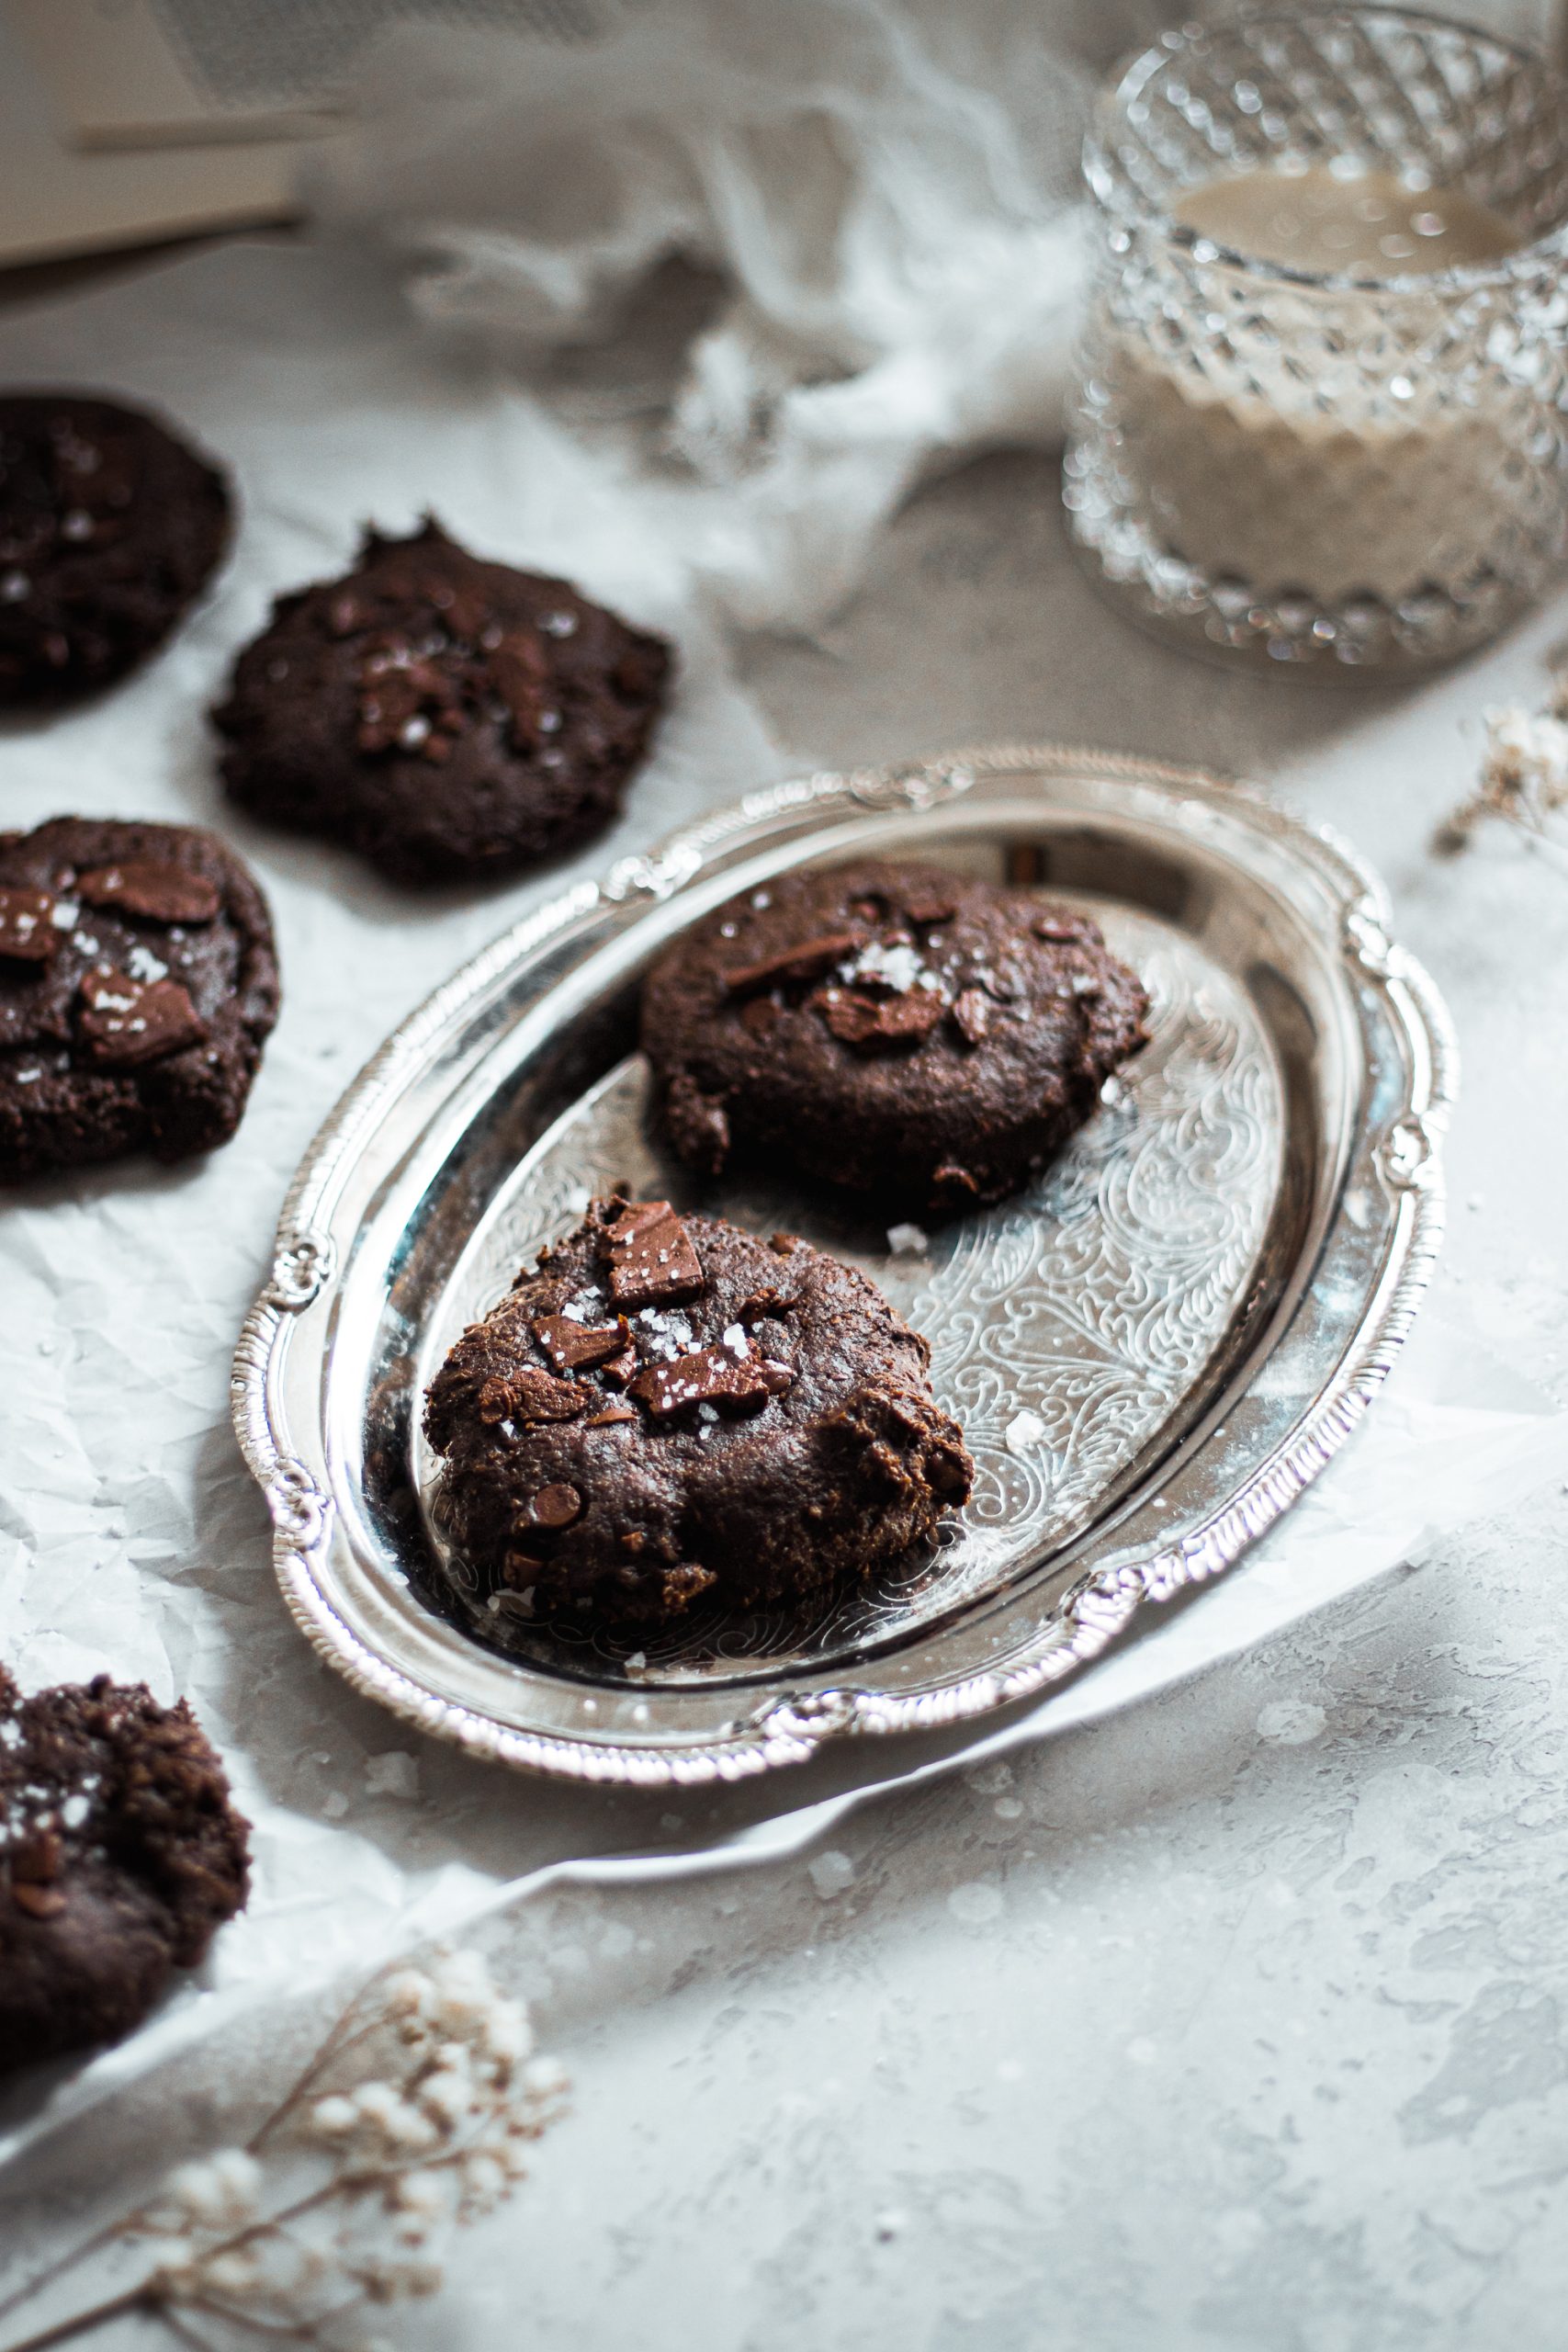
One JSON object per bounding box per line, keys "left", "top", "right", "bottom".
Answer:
{"left": 0, "top": 391, "right": 232, "bottom": 704}
{"left": 213, "top": 517, "right": 671, "bottom": 886}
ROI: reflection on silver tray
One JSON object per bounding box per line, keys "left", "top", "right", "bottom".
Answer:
{"left": 231, "top": 745, "right": 1455, "bottom": 1783}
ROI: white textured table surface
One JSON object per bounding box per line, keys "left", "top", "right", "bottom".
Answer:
{"left": 3, "top": 251, "right": 1568, "bottom": 2349}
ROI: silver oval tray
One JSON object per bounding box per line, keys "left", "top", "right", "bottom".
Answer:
{"left": 231, "top": 745, "right": 1454, "bottom": 1784}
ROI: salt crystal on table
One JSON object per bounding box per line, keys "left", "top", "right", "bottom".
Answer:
{"left": 886, "top": 1222, "right": 928, "bottom": 1257}
{"left": 808, "top": 1849, "right": 855, "bottom": 1899}
{"left": 365, "top": 1751, "right": 420, "bottom": 1799}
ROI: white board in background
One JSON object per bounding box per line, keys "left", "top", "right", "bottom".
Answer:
{"left": 9, "top": 0, "right": 338, "bottom": 150}
{"left": 0, "top": 12, "right": 303, "bottom": 269}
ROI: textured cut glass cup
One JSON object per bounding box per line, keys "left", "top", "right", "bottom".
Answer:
{"left": 1064, "top": 7, "right": 1568, "bottom": 672}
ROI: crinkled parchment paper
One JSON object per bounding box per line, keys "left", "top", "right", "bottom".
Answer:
{"left": 3, "top": 233, "right": 1568, "bottom": 2166}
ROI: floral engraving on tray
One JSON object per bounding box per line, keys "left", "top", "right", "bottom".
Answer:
{"left": 417, "top": 905, "right": 1282, "bottom": 1679}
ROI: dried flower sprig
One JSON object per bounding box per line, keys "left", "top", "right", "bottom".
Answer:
{"left": 0, "top": 1948, "right": 568, "bottom": 2352}
{"left": 1442, "top": 691, "right": 1568, "bottom": 857}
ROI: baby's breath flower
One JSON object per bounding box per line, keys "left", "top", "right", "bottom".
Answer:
{"left": 479, "top": 2129, "right": 534, "bottom": 2179}
{"left": 418, "top": 2067, "right": 476, "bottom": 2129}
{"left": 459, "top": 2152, "right": 507, "bottom": 2214}
{"left": 306, "top": 2092, "right": 360, "bottom": 2141}
{"left": 141, "top": 2236, "right": 198, "bottom": 2290}
{"left": 480, "top": 1996, "right": 534, "bottom": 2067}
{"left": 1447, "top": 697, "right": 1568, "bottom": 846}
{"left": 358, "top": 2255, "right": 446, "bottom": 2303}
{"left": 350, "top": 2079, "right": 401, "bottom": 2123}
{"left": 197, "top": 2247, "right": 262, "bottom": 2298}
{"left": 389, "top": 2169, "right": 449, "bottom": 2218}
{"left": 164, "top": 2148, "right": 261, "bottom": 2227}
{"left": 384, "top": 1967, "right": 434, "bottom": 2018}
{"left": 430, "top": 1948, "right": 491, "bottom": 1997}
{"left": 428, "top": 1949, "right": 502, "bottom": 2042}
{"left": 522, "top": 2054, "right": 570, "bottom": 2099}
{"left": 16, "top": 1941, "right": 563, "bottom": 2350}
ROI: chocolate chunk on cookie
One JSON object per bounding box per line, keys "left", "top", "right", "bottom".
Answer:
{"left": 0, "top": 816, "right": 279, "bottom": 1183}
{"left": 642, "top": 859, "right": 1150, "bottom": 1216}
{"left": 212, "top": 518, "right": 671, "bottom": 885}
{"left": 0, "top": 392, "right": 232, "bottom": 705}
{"left": 423, "top": 1198, "right": 972, "bottom": 1638}
{"left": 0, "top": 1669, "right": 250, "bottom": 2076}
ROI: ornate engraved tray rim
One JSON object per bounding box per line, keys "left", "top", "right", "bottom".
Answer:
{"left": 231, "top": 745, "right": 1456, "bottom": 1785}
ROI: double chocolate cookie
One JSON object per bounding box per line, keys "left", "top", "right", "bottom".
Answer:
{"left": 213, "top": 518, "right": 671, "bottom": 885}
{"left": 0, "top": 816, "right": 279, "bottom": 1182}
{"left": 0, "top": 391, "right": 232, "bottom": 705}
{"left": 642, "top": 859, "right": 1150, "bottom": 1216}
{"left": 423, "top": 1198, "right": 973, "bottom": 1638}
{"left": 0, "top": 1669, "right": 251, "bottom": 2076}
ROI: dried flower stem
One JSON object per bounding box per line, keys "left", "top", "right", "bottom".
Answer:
{"left": 0, "top": 2285, "right": 154, "bottom": 2352}
{"left": 1443, "top": 697, "right": 1568, "bottom": 856}
{"left": 0, "top": 1946, "right": 566, "bottom": 2352}
{"left": 0, "top": 2226, "right": 127, "bottom": 2335}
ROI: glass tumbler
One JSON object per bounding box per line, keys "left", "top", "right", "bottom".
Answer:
{"left": 1063, "top": 6, "right": 1568, "bottom": 672}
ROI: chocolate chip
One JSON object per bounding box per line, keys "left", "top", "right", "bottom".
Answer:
{"left": 722, "top": 932, "right": 864, "bottom": 998}
{"left": 818, "top": 987, "right": 946, "bottom": 1052}
{"left": 434, "top": 584, "right": 491, "bottom": 645}
{"left": 629, "top": 1344, "right": 779, "bottom": 1419}
{"left": 1032, "top": 911, "right": 1089, "bottom": 944}
{"left": 76, "top": 860, "right": 220, "bottom": 924}
{"left": 739, "top": 996, "right": 780, "bottom": 1036}
{"left": 478, "top": 1368, "right": 589, "bottom": 1425}
{"left": 586, "top": 1404, "right": 637, "bottom": 1427}
{"left": 529, "top": 1482, "right": 584, "bottom": 1530}
{"left": 598, "top": 1344, "right": 638, "bottom": 1390}
{"left": 953, "top": 987, "right": 991, "bottom": 1046}
{"left": 600, "top": 1199, "right": 704, "bottom": 1311}
{"left": 932, "top": 1159, "right": 980, "bottom": 1197}
{"left": 0, "top": 885, "right": 58, "bottom": 962}
{"left": 355, "top": 639, "right": 467, "bottom": 758}
{"left": 757, "top": 1359, "right": 795, "bottom": 1396}
{"left": 901, "top": 884, "right": 957, "bottom": 926}
{"left": 11, "top": 1829, "right": 62, "bottom": 1883}
{"left": 532, "top": 1314, "right": 626, "bottom": 1374}
{"left": 488, "top": 631, "right": 548, "bottom": 752}
{"left": 10, "top": 1882, "right": 66, "bottom": 1919}
{"left": 738, "top": 1286, "right": 792, "bottom": 1324}
{"left": 76, "top": 966, "right": 207, "bottom": 1068}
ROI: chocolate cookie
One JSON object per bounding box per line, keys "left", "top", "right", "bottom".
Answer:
{"left": 0, "top": 1669, "right": 250, "bottom": 2076}
{"left": 212, "top": 518, "right": 671, "bottom": 885}
{"left": 0, "top": 391, "right": 232, "bottom": 705}
{"left": 641, "top": 859, "right": 1150, "bottom": 1216}
{"left": 423, "top": 1198, "right": 973, "bottom": 1638}
{"left": 0, "top": 816, "right": 279, "bottom": 1183}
